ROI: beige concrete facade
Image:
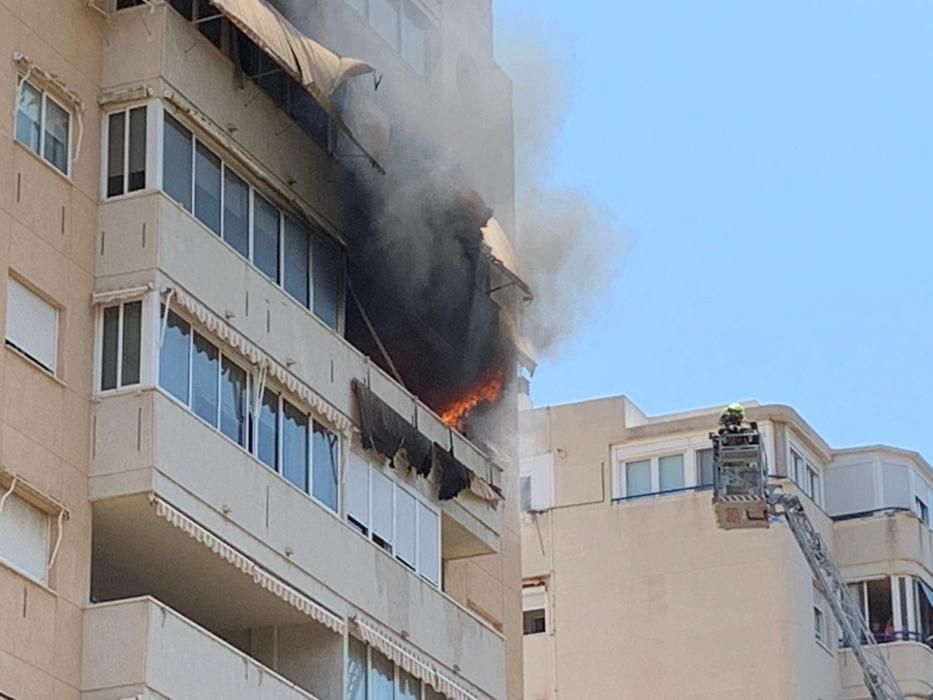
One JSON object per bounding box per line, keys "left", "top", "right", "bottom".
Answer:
{"left": 0, "top": 1, "right": 522, "bottom": 699}
{"left": 520, "top": 396, "right": 933, "bottom": 700}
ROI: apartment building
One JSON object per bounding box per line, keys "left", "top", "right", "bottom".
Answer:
{"left": 519, "top": 395, "right": 933, "bottom": 700}
{"left": 0, "top": 1, "right": 525, "bottom": 699}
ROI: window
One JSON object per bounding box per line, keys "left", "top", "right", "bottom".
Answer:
{"left": 100, "top": 301, "right": 142, "bottom": 391}
{"left": 191, "top": 331, "right": 220, "bottom": 425}
{"left": 848, "top": 578, "right": 895, "bottom": 643}
{"left": 257, "top": 388, "right": 279, "bottom": 471}
{"left": 520, "top": 453, "right": 554, "bottom": 512}
{"left": 523, "top": 585, "right": 547, "bottom": 635}
{"left": 519, "top": 476, "right": 532, "bottom": 513}
{"left": 159, "top": 308, "right": 191, "bottom": 402}
{"left": 195, "top": 142, "right": 222, "bottom": 235}
{"left": 395, "top": 488, "right": 417, "bottom": 569}
{"left": 401, "top": 1, "right": 429, "bottom": 75}
{"left": 346, "top": 451, "right": 440, "bottom": 584}
{"left": 697, "top": 448, "right": 715, "bottom": 487}
{"left": 813, "top": 606, "right": 825, "bottom": 644}
{"left": 5, "top": 277, "right": 58, "bottom": 373}
{"left": 282, "top": 399, "right": 309, "bottom": 492}
{"left": 370, "top": 0, "right": 400, "bottom": 49}
{"left": 347, "top": 452, "right": 371, "bottom": 535}
{"left": 348, "top": 636, "right": 368, "bottom": 700}
{"left": 398, "top": 670, "right": 419, "bottom": 700}
{"left": 350, "top": 0, "right": 431, "bottom": 77}
{"left": 371, "top": 648, "right": 395, "bottom": 699}
{"left": 253, "top": 193, "right": 281, "bottom": 282}
{"left": 15, "top": 82, "right": 41, "bottom": 153}
{"left": 223, "top": 168, "right": 250, "bottom": 258}
{"left": 163, "top": 113, "right": 193, "bottom": 210}
{"left": 15, "top": 80, "right": 71, "bottom": 175}
{"left": 220, "top": 356, "right": 248, "bottom": 447}
{"left": 312, "top": 421, "right": 339, "bottom": 511}
{"left": 789, "top": 448, "right": 804, "bottom": 483}
{"left": 806, "top": 465, "right": 822, "bottom": 505}
{"left": 312, "top": 234, "right": 343, "bottom": 331}
{"left": 371, "top": 467, "right": 394, "bottom": 553}
{"left": 157, "top": 310, "right": 343, "bottom": 509}
{"left": 624, "top": 459, "right": 651, "bottom": 498}
{"left": 159, "top": 111, "right": 346, "bottom": 330}
{"left": 417, "top": 503, "right": 439, "bottom": 585}
{"left": 106, "top": 106, "right": 147, "bottom": 197}
{"left": 0, "top": 492, "right": 50, "bottom": 583}
{"left": 523, "top": 608, "right": 546, "bottom": 635}
{"left": 916, "top": 497, "right": 929, "bottom": 527}
{"left": 284, "top": 216, "right": 311, "bottom": 308}
{"left": 659, "top": 454, "right": 684, "bottom": 492}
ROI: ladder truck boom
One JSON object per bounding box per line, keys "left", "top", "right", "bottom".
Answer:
{"left": 711, "top": 404, "right": 905, "bottom": 700}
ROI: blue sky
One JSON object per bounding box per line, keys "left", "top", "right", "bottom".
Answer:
{"left": 494, "top": 1, "right": 933, "bottom": 457}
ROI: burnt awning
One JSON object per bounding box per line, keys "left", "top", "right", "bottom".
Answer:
{"left": 208, "top": 0, "right": 383, "bottom": 171}
{"left": 481, "top": 217, "right": 531, "bottom": 299}
{"left": 353, "top": 380, "right": 495, "bottom": 502}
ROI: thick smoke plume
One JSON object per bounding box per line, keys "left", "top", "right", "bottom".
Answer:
{"left": 326, "top": 5, "right": 623, "bottom": 418}
{"left": 500, "top": 35, "right": 625, "bottom": 357}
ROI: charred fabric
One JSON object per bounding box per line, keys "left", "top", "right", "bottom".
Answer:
{"left": 353, "top": 381, "right": 503, "bottom": 502}
{"left": 345, "top": 185, "right": 519, "bottom": 443}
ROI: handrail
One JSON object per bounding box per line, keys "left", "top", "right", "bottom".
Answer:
{"left": 612, "top": 484, "right": 713, "bottom": 504}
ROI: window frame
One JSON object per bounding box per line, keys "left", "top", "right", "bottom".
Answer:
{"left": 615, "top": 451, "right": 691, "bottom": 500}
{"left": 813, "top": 605, "right": 826, "bottom": 644}
{"left": 915, "top": 497, "right": 929, "bottom": 527}
{"left": 696, "top": 447, "right": 715, "bottom": 487}
{"left": 159, "top": 108, "right": 346, "bottom": 333}
{"left": 104, "top": 104, "right": 150, "bottom": 198}
{"left": 97, "top": 300, "right": 144, "bottom": 393}
{"left": 155, "top": 306, "right": 343, "bottom": 512}
{"left": 789, "top": 447, "right": 804, "bottom": 484}
{"left": 343, "top": 448, "right": 442, "bottom": 586}
{"left": 522, "top": 583, "right": 548, "bottom": 636}
{"left": 400, "top": 0, "right": 431, "bottom": 76}
{"left": 15, "top": 77, "right": 72, "bottom": 176}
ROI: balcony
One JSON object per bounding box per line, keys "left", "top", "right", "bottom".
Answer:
{"left": 81, "top": 596, "right": 329, "bottom": 700}
{"left": 838, "top": 642, "right": 933, "bottom": 699}
{"left": 90, "top": 389, "right": 506, "bottom": 700}
{"left": 833, "top": 510, "right": 932, "bottom": 580}
{"left": 96, "top": 189, "right": 502, "bottom": 553}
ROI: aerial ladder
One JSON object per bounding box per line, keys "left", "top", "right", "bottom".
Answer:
{"left": 710, "top": 404, "right": 906, "bottom": 700}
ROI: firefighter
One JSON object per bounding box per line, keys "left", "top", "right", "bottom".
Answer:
{"left": 719, "top": 403, "right": 745, "bottom": 431}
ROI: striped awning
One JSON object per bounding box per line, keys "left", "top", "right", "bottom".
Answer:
{"left": 151, "top": 496, "right": 345, "bottom": 634}
{"left": 164, "top": 285, "right": 352, "bottom": 435}
{"left": 206, "top": 0, "right": 382, "bottom": 171}
{"left": 352, "top": 617, "right": 479, "bottom": 700}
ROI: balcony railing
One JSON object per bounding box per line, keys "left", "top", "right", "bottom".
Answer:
{"left": 82, "top": 596, "right": 324, "bottom": 700}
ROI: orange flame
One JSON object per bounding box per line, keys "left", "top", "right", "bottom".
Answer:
{"left": 439, "top": 369, "right": 505, "bottom": 431}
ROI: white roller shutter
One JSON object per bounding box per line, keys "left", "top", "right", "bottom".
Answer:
{"left": 6, "top": 278, "right": 58, "bottom": 372}
{"left": 0, "top": 493, "right": 50, "bottom": 583}
{"left": 346, "top": 451, "right": 370, "bottom": 530}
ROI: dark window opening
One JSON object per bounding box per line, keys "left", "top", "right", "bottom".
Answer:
{"left": 523, "top": 608, "right": 546, "bottom": 635}
{"left": 372, "top": 534, "right": 392, "bottom": 554}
